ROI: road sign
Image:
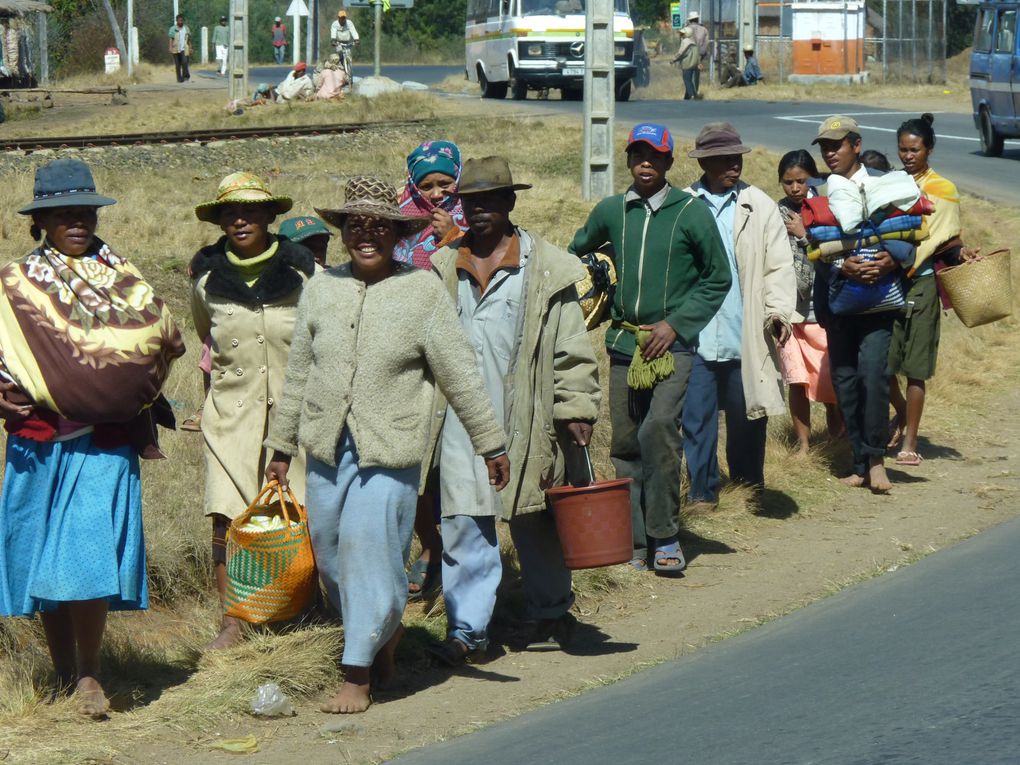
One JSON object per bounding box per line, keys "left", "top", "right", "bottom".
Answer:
{"left": 286, "top": 0, "right": 309, "bottom": 15}
{"left": 670, "top": 2, "right": 683, "bottom": 29}
{"left": 345, "top": 0, "right": 414, "bottom": 7}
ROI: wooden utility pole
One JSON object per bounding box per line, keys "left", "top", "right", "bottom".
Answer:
{"left": 582, "top": 0, "right": 615, "bottom": 200}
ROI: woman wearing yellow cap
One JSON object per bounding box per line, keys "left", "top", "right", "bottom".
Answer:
{"left": 190, "top": 173, "right": 315, "bottom": 649}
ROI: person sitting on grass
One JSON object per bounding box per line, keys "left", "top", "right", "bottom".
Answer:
{"left": 722, "top": 45, "right": 763, "bottom": 88}
{"left": 570, "top": 123, "right": 732, "bottom": 574}
{"left": 315, "top": 54, "right": 347, "bottom": 101}
{"left": 276, "top": 62, "right": 314, "bottom": 103}
{"left": 775, "top": 149, "right": 843, "bottom": 456}
{"left": 265, "top": 177, "right": 509, "bottom": 714}
{"left": 0, "top": 159, "right": 185, "bottom": 718}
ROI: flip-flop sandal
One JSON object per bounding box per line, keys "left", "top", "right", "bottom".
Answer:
{"left": 652, "top": 540, "right": 687, "bottom": 573}
{"left": 180, "top": 408, "right": 203, "bottom": 432}
{"left": 895, "top": 451, "right": 923, "bottom": 466}
{"left": 407, "top": 558, "right": 442, "bottom": 601}
{"left": 629, "top": 557, "right": 649, "bottom": 572}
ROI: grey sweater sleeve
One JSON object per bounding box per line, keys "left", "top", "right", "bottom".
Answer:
{"left": 422, "top": 288, "right": 507, "bottom": 457}
{"left": 264, "top": 289, "right": 312, "bottom": 457}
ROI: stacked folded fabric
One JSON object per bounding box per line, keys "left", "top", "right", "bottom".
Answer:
{"left": 802, "top": 192, "right": 934, "bottom": 263}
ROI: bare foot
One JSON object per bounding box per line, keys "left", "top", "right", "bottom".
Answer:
{"left": 793, "top": 446, "right": 810, "bottom": 459}
{"left": 321, "top": 667, "right": 371, "bottom": 714}
{"left": 371, "top": 624, "right": 404, "bottom": 689}
{"left": 839, "top": 474, "right": 867, "bottom": 488}
{"left": 75, "top": 676, "right": 110, "bottom": 719}
{"left": 205, "top": 615, "right": 243, "bottom": 651}
{"left": 868, "top": 462, "right": 892, "bottom": 494}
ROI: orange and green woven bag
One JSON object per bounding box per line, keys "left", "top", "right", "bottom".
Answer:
{"left": 225, "top": 481, "right": 316, "bottom": 624}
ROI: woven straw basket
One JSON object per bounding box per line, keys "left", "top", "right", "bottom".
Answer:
{"left": 225, "top": 481, "right": 316, "bottom": 624}
{"left": 936, "top": 249, "right": 1013, "bottom": 328}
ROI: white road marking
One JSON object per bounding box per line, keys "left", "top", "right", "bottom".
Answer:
{"left": 775, "top": 111, "right": 980, "bottom": 142}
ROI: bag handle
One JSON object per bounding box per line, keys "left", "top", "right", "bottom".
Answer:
{"left": 231, "top": 480, "right": 305, "bottom": 534}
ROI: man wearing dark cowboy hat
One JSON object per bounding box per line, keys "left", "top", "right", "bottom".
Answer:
{"left": 570, "top": 123, "right": 731, "bottom": 575}
{"left": 424, "top": 156, "right": 601, "bottom": 664}
{"left": 682, "top": 122, "right": 794, "bottom": 513}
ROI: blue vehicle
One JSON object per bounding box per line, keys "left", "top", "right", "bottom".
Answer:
{"left": 971, "top": 1, "right": 1020, "bottom": 156}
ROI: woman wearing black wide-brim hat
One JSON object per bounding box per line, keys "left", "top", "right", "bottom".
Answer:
{"left": 0, "top": 159, "right": 185, "bottom": 718}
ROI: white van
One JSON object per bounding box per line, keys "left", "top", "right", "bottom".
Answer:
{"left": 465, "top": 0, "right": 636, "bottom": 101}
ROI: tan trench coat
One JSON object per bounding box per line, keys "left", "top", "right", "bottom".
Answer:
{"left": 425, "top": 231, "right": 602, "bottom": 518}
{"left": 729, "top": 182, "right": 797, "bottom": 420}
{"left": 190, "top": 238, "right": 314, "bottom": 519}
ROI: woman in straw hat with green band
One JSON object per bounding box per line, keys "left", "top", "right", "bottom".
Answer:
{"left": 189, "top": 172, "right": 316, "bottom": 650}
{"left": 264, "top": 176, "right": 509, "bottom": 714}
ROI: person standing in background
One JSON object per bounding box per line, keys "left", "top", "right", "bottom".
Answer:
{"left": 672, "top": 27, "right": 700, "bottom": 101}
{"left": 686, "top": 11, "right": 709, "bottom": 97}
{"left": 212, "top": 16, "right": 230, "bottom": 77}
{"left": 168, "top": 14, "right": 191, "bottom": 83}
{"left": 271, "top": 17, "right": 288, "bottom": 65}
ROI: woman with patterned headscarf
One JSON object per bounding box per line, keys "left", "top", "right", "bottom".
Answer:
{"left": 393, "top": 140, "right": 469, "bottom": 271}
{"left": 315, "top": 53, "right": 346, "bottom": 100}
{"left": 393, "top": 140, "right": 471, "bottom": 599}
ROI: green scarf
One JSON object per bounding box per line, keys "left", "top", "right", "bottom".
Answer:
{"left": 226, "top": 239, "right": 279, "bottom": 287}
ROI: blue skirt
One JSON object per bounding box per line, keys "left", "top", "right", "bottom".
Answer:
{"left": 0, "top": 433, "right": 148, "bottom": 616}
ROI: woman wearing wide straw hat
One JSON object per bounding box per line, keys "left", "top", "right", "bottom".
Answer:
{"left": 0, "top": 159, "right": 185, "bottom": 717}
{"left": 190, "top": 172, "right": 316, "bottom": 650}
{"left": 264, "top": 176, "right": 510, "bottom": 714}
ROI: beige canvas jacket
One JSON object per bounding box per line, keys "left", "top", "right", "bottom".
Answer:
{"left": 425, "top": 230, "right": 602, "bottom": 518}
{"left": 190, "top": 238, "right": 314, "bottom": 519}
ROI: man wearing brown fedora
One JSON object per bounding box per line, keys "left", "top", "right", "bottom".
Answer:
{"left": 424, "top": 156, "right": 601, "bottom": 663}
{"left": 682, "top": 122, "right": 795, "bottom": 513}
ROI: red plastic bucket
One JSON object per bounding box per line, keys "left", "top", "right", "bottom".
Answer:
{"left": 546, "top": 478, "right": 633, "bottom": 569}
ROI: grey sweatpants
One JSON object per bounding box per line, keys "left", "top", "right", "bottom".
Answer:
{"left": 305, "top": 430, "right": 418, "bottom": 667}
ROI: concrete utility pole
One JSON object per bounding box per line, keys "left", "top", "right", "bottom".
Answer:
{"left": 738, "top": 0, "right": 754, "bottom": 58}
{"left": 126, "top": 0, "right": 134, "bottom": 75}
{"left": 37, "top": 12, "right": 48, "bottom": 85}
{"left": 373, "top": 0, "right": 382, "bottom": 76}
{"left": 582, "top": 0, "right": 615, "bottom": 200}
{"left": 229, "top": 0, "right": 249, "bottom": 103}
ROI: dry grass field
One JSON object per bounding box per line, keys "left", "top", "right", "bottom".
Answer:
{"left": 0, "top": 91, "right": 1017, "bottom": 763}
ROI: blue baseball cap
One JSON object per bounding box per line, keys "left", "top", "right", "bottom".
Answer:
{"left": 279, "top": 216, "right": 332, "bottom": 242}
{"left": 626, "top": 123, "right": 674, "bottom": 155}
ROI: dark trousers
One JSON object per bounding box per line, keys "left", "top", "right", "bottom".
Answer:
{"left": 682, "top": 356, "right": 767, "bottom": 503}
{"left": 609, "top": 351, "right": 692, "bottom": 558}
{"left": 682, "top": 67, "right": 697, "bottom": 100}
{"left": 825, "top": 312, "right": 894, "bottom": 476}
{"left": 173, "top": 52, "right": 190, "bottom": 82}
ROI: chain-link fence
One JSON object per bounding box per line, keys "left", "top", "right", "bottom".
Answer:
{"left": 677, "top": 0, "right": 949, "bottom": 85}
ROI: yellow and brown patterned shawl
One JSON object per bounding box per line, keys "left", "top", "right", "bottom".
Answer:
{"left": 0, "top": 240, "right": 185, "bottom": 423}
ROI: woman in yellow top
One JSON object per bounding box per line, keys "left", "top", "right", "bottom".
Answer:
{"left": 889, "top": 114, "right": 972, "bottom": 466}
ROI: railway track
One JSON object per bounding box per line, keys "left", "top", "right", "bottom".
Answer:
{"left": 0, "top": 119, "right": 429, "bottom": 152}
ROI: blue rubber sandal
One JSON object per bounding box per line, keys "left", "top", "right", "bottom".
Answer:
{"left": 652, "top": 540, "right": 687, "bottom": 573}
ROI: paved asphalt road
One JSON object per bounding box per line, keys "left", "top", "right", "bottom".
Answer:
{"left": 393, "top": 515, "right": 1020, "bottom": 765}
{"left": 210, "top": 64, "right": 1016, "bottom": 202}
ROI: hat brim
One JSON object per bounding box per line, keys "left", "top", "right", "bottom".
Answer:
{"left": 314, "top": 205, "right": 431, "bottom": 234}
{"left": 454, "top": 182, "right": 532, "bottom": 196}
{"left": 626, "top": 138, "right": 673, "bottom": 154}
{"left": 688, "top": 144, "right": 753, "bottom": 158}
{"left": 18, "top": 193, "right": 116, "bottom": 215}
{"left": 811, "top": 131, "right": 851, "bottom": 145}
{"left": 194, "top": 197, "right": 293, "bottom": 224}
